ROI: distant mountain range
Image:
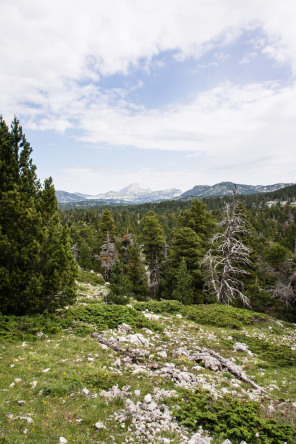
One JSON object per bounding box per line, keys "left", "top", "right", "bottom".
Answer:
{"left": 180, "top": 181, "right": 293, "bottom": 199}
{"left": 56, "top": 181, "right": 294, "bottom": 206}
{"left": 56, "top": 183, "right": 182, "bottom": 204}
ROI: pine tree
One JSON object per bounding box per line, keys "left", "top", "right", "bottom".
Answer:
{"left": 180, "top": 198, "right": 216, "bottom": 242}
{"left": 128, "top": 242, "right": 149, "bottom": 301}
{"left": 142, "top": 211, "right": 165, "bottom": 297}
{"left": 104, "top": 260, "right": 130, "bottom": 305}
{"left": 0, "top": 116, "right": 77, "bottom": 315}
{"left": 172, "top": 258, "right": 194, "bottom": 304}
{"left": 161, "top": 227, "right": 204, "bottom": 302}
{"left": 99, "top": 209, "right": 116, "bottom": 242}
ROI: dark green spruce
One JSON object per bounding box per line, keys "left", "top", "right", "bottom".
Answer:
{"left": 0, "top": 116, "right": 77, "bottom": 315}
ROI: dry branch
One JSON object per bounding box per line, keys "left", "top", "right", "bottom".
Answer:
{"left": 191, "top": 345, "right": 267, "bottom": 393}
{"left": 91, "top": 332, "right": 142, "bottom": 363}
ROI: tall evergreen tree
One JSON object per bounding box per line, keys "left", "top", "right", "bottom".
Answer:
{"left": 161, "top": 227, "right": 204, "bottom": 302}
{"left": 142, "top": 211, "right": 165, "bottom": 297}
{"left": 180, "top": 198, "right": 216, "bottom": 243}
{"left": 104, "top": 259, "right": 130, "bottom": 305}
{"left": 128, "top": 242, "right": 149, "bottom": 301}
{"left": 99, "top": 209, "right": 116, "bottom": 242}
{"left": 0, "top": 116, "right": 77, "bottom": 315}
{"left": 172, "top": 258, "right": 194, "bottom": 305}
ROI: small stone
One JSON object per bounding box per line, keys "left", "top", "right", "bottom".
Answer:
{"left": 143, "top": 394, "right": 152, "bottom": 403}
{"left": 157, "top": 351, "right": 167, "bottom": 358}
{"left": 22, "top": 342, "right": 27, "bottom": 347}
{"left": 17, "top": 400, "right": 26, "bottom": 406}
{"left": 146, "top": 401, "right": 158, "bottom": 411}
{"left": 233, "top": 342, "right": 249, "bottom": 353}
{"left": 81, "top": 388, "right": 89, "bottom": 395}
{"left": 95, "top": 422, "right": 106, "bottom": 429}
{"left": 19, "top": 416, "right": 33, "bottom": 424}
{"left": 134, "top": 390, "right": 141, "bottom": 396}
{"left": 36, "top": 332, "right": 44, "bottom": 337}
{"left": 31, "top": 381, "right": 38, "bottom": 389}
{"left": 59, "top": 438, "right": 68, "bottom": 443}
{"left": 42, "top": 368, "right": 50, "bottom": 373}
{"left": 88, "top": 357, "right": 94, "bottom": 362}
{"left": 114, "top": 358, "right": 121, "bottom": 367}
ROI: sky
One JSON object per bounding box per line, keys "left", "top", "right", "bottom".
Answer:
{"left": 1, "top": 0, "right": 296, "bottom": 194}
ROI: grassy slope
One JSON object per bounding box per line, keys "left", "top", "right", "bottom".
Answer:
{"left": 0, "top": 282, "right": 296, "bottom": 443}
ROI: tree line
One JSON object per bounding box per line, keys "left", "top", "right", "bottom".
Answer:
{"left": 64, "top": 188, "right": 296, "bottom": 320}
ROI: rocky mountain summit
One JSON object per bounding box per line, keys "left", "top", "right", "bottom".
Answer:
{"left": 56, "top": 183, "right": 182, "bottom": 204}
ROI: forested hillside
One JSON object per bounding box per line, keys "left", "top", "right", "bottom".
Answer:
{"left": 61, "top": 187, "right": 296, "bottom": 322}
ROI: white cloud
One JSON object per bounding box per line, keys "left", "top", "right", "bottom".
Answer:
{"left": 1, "top": 0, "right": 296, "bottom": 190}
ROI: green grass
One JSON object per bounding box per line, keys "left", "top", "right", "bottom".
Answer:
{"left": 230, "top": 332, "right": 296, "bottom": 367}
{"left": 1, "top": 284, "right": 296, "bottom": 443}
{"left": 134, "top": 300, "right": 269, "bottom": 329}
{"left": 77, "top": 269, "right": 105, "bottom": 286}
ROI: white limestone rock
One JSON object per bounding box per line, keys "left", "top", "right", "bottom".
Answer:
{"left": 128, "top": 333, "right": 149, "bottom": 347}
{"left": 95, "top": 422, "right": 106, "bottom": 429}
{"left": 117, "top": 323, "right": 133, "bottom": 334}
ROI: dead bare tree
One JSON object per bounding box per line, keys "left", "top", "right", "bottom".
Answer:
{"left": 273, "top": 273, "right": 296, "bottom": 306}
{"left": 203, "top": 186, "right": 252, "bottom": 307}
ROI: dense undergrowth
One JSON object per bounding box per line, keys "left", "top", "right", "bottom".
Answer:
{"left": 172, "top": 388, "right": 295, "bottom": 443}
{"left": 0, "top": 304, "right": 162, "bottom": 342}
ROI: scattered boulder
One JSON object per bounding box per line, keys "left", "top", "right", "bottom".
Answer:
{"left": 192, "top": 352, "right": 223, "bottom": 372}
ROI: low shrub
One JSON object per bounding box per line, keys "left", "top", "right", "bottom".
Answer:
{"left": 61, "top": 304, "right": 163, "bottom": 333}
{"left": 184, "top": 304, "right": 269, "bottom": 329}
{"left": 0, "top": 313, "right": 62, "bottom": 341}
{"left": 0, "top": 303, "right": 162, "bottom": 342}
{"left": 173, "top": 388, "right": 295, "bottom": 443}
{"left": 134, "top": 300, "right": 184, "bottom": 314}
{"left": 231, "top": 333, "right": 296, "bottom": 367}
{"left": 134, "top": 301, "right": 269, "bottom": 329}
